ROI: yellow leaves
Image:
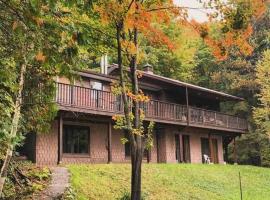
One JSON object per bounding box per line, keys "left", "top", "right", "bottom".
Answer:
{"left": 121, "top": 40, "right": 137, "bottom": 55}
{"left": 132, "top": 128, "right": 143, "bottom": 136}
{"left": 110, "top": 81, "right": 122, "bottom": 95}
{"left": 35, "top": 51, "right": 46, "bottom": 63}
{"left": 60, "top": 6, "right": 71, "bottom": 14}
{"left": 112, "top": 115, "right": 121, "bottom": 121}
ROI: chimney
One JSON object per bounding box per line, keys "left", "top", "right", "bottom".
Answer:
{"left": 100, "top": 55, "right": 108, "bottom": 74}
{"left": 143, "top": 63, "right": 153, "bottom": 74}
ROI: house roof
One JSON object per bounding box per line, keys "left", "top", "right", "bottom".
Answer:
{"left": 76, "top": 68, "right": 244, "bottom": 101}
{"left": 140, "top": 71, "right": 244, "bottom": 101}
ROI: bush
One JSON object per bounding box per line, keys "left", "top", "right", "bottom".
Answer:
{"left": 228, "top": 132, "right": 270, "bottom": 167}
{"left": 2, "top": 160, "right": 51, "bottom": 199}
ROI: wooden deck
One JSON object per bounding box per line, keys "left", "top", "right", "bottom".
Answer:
{"left": 55, "top": 82, "right": 248, "bottom": 133}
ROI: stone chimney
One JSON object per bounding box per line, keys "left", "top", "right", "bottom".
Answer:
{"left": 143, "top": 63, "right": 153, "bottom": 74}
{"left": 100, "top": 55, "right": 108, "bottom": 74}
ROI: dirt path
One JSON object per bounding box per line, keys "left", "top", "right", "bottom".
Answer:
{"left": 38, "top": 167, "right": 70, "bottom": 199}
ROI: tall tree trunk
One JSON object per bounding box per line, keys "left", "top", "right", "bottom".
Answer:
{"left": 116, "top": 2, "right": 142, "bottom": 199}
{"left": 0, "top": 62, "right": 26, "bottom": 195}
{"left": 130, "top": 4, "right": 142, "bottom": 198}
{"left": 131, "top": 143, "right": 142, "bottom": 200}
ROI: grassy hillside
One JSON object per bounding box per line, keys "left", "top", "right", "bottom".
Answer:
{"left": 68, "top": 164, "right": 270, "bottom": 200}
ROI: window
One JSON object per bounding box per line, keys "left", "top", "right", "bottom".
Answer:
{"left": 90, "top": 81, "right": 102, "bottom": 90}
{"left": 63, "top": 125, "right": 90, "bottom": 154}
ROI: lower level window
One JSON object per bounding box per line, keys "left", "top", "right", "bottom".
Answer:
{"left": 63, "top": 125, "right": 90, "bottom": 154}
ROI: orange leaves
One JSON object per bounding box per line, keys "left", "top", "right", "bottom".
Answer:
{"left": 136, "top": 70, "right": 143, "bottom": 79}
{"left": 35, "top": 51, "right": 46, "bottom": 63}
{"left": 127, "top": 89, "right": 150, "bottom": 103}
{"left": 94, "top": 0, "right": 178, "bottom": 52}
{"left": 33, "top": 17, "right": 44, "bottom": 27}
{"left": 251, "top": 0, "right": 267, "bottom": 19}
{"left": 191, "top": 19, "right": 254, "bottom": 60}
{"left": 191, "top": 0, "right": 267, "bottom": 61}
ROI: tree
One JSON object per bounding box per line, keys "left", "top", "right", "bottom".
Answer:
{"left": 0, "top": 1, "right": 81, "bottom": 195}
{"left": 253, "top": 50, "right": 270, "bottom": 136}
{"left": 193, "top": 1, "right": 270, "bottom": 166}
{"left": 93, "top": 1, "right": 180, "bottom": 199}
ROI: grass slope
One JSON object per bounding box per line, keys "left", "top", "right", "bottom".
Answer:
{"left": 68, "top": 164, "right": 270, "bottom": 200}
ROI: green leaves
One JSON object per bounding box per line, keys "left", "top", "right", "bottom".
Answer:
{"left": 253, "top": 50, "right": 270, "bottom": 136}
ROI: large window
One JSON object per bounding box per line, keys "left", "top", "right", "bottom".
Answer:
{"left": 63, "top": 125, "right": 90, "bottom": 154}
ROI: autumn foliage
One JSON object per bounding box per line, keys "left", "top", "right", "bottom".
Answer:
{"left": 192, "top": 0, "right": 266, "bottom": 60}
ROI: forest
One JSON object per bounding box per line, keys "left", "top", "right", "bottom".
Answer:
{"left": 0, "top": 0, "right": 270, "bottom": 199}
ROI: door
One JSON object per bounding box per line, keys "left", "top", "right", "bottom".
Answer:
{"left": 201, "top": 138, "right": 210, "bottom": 163}
{"left": 182, "top": 135, "right": 190, "bottom": 163}
{"left": 201, "top": 138, "right": 219, "bottom": 164}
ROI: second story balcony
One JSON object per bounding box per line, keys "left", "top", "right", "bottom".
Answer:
{"left": 55, "top": 82, "right": 248, "bottom": 133}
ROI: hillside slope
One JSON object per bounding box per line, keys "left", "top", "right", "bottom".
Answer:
{"left": 68, "top": 164, "right": 270, "bottom": 200}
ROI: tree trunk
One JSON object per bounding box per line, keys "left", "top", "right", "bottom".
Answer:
{"left": 0, "top": 62, "right": 26, "bottom": 196}
{"left": 115, "top": 2, "right": 143, "bottom": 199}
{"left": 130, "top": 2, "right": 143, "bottom": 199}
{"left": 131, "top": 141, "right": 142, "bottom": 200}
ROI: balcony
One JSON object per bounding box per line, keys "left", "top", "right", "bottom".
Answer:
{"left": 55, "top": 82, "right": 248, "bottom": 133}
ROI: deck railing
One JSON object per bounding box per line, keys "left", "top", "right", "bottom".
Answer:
{"left": 55, "top": 82, "right": 248, "bottom": 132}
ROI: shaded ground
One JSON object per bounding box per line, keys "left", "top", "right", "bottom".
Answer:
{"left": 68, "top": 164, "right": 270, "bottom": 200}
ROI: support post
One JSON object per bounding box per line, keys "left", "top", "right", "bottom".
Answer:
{"left": 233, "top": 137, "right": 237, "bottom": 164}
{"left": 107, "top": 121, "right": 112, "bottom": 163}
{"left": 58, "top": 112, "right": 63, "bottom": 164}
{"left": 185, "top": 87, "right": 189, "bottom": 126}
{"left": 208, "top": 133, "right": 213, "bottom": 163}
{"left": 156, "top": 131, "right": 160, "bottom": 163}
{"left": 179, "top": 134, "right": 183, "bottom": 162}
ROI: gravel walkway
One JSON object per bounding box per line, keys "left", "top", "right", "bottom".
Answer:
{"left": 38, "top": 167, "right": 70, "bottom": 200}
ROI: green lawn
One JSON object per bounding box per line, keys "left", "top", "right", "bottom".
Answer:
{"left": 67, "top": 164, "right": 270, "bottom": 200}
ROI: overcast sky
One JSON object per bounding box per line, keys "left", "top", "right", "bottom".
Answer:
{"left": 173, "top": 0, "right": 211, "bottom": 22}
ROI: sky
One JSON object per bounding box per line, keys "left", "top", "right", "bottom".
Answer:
{"left": 173, "top": 0, "right": 211, "bottom": 23}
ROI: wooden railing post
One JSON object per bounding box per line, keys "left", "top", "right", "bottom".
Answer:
{"left": 71, "top": 83, "right": 74, "bottom": 105}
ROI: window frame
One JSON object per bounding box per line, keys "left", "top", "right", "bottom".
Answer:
{"left": 62, "top": 124, "right": 90, "bottom": 157}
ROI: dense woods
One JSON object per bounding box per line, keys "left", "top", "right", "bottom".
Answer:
{"left": 1, "top": 0, "right": 270, "bottom": 199}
